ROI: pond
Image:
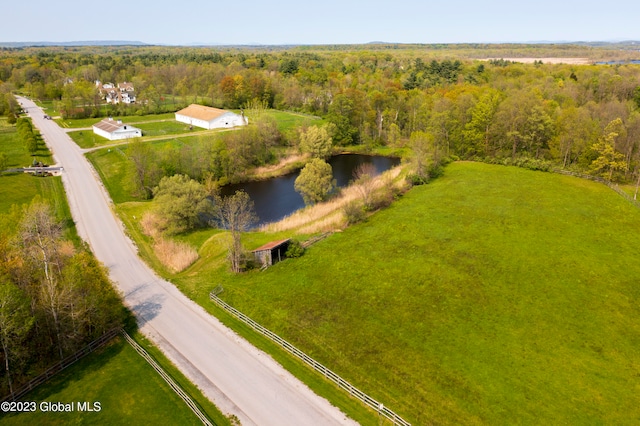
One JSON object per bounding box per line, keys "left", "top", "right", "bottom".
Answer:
{"left": 220, "top": 154, "right": 400, "bottom": 226}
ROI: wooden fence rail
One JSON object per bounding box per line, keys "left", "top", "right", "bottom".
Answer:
{"left": 1, "top": 328, "right": 120, "bottom": 403}
{"left": 210, "top": 291, "right": 411, "bottom": 426}
{"left": 120, "top": 330, "right": 214, "bottom": 426}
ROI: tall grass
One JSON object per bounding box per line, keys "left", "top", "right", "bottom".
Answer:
{"left": 262, "top": 165, "right": 404, "bottom": 233}
{"left": 141, "top": 212, "right": 199, "bottom": 273}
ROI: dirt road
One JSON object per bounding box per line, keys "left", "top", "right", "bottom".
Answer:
{"left": 19, "top": 96, "right": 358, "bottom": 426}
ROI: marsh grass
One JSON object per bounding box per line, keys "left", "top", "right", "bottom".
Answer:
{"left": 262, "top": 165, "right": 404, "bottom": 233}
{"left": 141, "top": 212, "right": 199, "bottom": 273}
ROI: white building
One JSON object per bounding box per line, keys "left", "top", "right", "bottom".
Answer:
{"left": 92, "top": 118, "right": 142, "bottom": 141}
{"left": 96, "top": 81, "right": 136, "bottom": 104}
{"left": 175, "top": 104, "right": 248, "bottom": 130}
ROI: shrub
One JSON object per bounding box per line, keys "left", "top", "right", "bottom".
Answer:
{"left": 343, "top": 200, "right": 366, "bottom": 225}
{"left": 370, "top": 186, "right": 395, "bottom": 210}
{"left": 285, "top": 239, "right": 305, "bottom": 258}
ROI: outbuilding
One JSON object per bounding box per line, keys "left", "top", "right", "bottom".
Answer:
{"left": 175, "top": 104, "right": 248, "bottom": 130}
{"left": 92, "top": 118, "right": 142, "bottom": 141}
{"left": 252, "top": 239, "right": 291, "bottom": 267}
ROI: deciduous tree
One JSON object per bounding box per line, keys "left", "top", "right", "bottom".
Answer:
{"left": 153, "top": 174, "right": 213, "bottom": 235}
{"left": 214, "top": 191, "right": 257, "bottom": 273}
{"left": 294, "top": 158, "right": 335, "bottom": 205}
{"left": 299, "top": 125, "right": 333, "bottom": 159}
{"left": 0, "top": 279, "right": 34, "bottom": 397}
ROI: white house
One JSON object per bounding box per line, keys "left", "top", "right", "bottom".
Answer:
{"left": 175, "top": 104, "right": 248, "bottom": 130}
{"left": 96, "top": 81, "right": 136, "bottom": 104}
{"left": 92, "top": 118, "right": 142, "bottom": 141}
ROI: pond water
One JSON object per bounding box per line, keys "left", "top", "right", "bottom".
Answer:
{"left": 220, "top": 154, "right": 400, "bottom": 226}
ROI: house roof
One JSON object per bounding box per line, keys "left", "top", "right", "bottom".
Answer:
{"left": 176, "top": 104, "right": 230, "bottom": 122}
{"left": 252, "top": 239, "right": 291, "bottom": 252}
{"left": 93, "top": 118, "right": 138, "bottom": 133}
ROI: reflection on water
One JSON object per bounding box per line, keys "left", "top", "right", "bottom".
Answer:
{"left": 220, "top": 154, "right": 400, "bottom": 226}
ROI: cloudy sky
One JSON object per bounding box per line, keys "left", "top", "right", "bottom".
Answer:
{"left": 3, "top": 0, "right": 639, "bottom": 45}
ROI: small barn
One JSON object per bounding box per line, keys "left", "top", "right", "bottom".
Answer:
{"left": 175, "top": 104, "right": 248, "bottom": 130}
{"left": 252, "top": 239, "right": 291, "bottom": 267}
{"left": 92, "top": 118, "right": 142, "bottom": 141}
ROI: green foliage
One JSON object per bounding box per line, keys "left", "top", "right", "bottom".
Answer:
{"left": 0, "top": 200, "right": 124, "bottom": 395}
{"left": 152, "top": 174, "right": 213, "bottom": 235}
{"left": 326, "top": 94, "right": 359, "bottom": 145}
{"left": 294, "top": 158, "right": 335, "bottom": 205}
{"left": 0, "top": 151, "right": 7, "bottom": 170}
{"left": 6, "top": 112, "right": 17, "bottom": 125}
{"left": 298, "top": 124, "right": 333, "bottom": 159}
{"left": 284, "top": 239, "right": 305, "bottom": 258}
{"left": 343, "top": 200, "right": 366, "bottom": 224}
{"left": 589, "top": 118, "right": 626, "bottom": 182}
{"left": 126, "top": 139, "right": 161, "bottom": 199}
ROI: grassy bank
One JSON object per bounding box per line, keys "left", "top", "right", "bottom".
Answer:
{"left": 1, "top": 334, "right": 229, "bottom": 426}
{"left": 172, "top": 162, "right": 640, "bottom": 424}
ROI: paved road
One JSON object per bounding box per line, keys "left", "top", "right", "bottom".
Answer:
{"left": 18, "top": 97, "right": 358, "bottom": 426}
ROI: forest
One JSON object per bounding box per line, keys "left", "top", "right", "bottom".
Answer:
{"left": 2, "top": 43, "right": 640, "bottom": 191}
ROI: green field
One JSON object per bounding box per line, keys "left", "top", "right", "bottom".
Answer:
{"left": 164, "top": 162, "right": 640, "bottom": 425}
{"left": 0, "top": 118, "right": 58, "bottom": 215}
{"left": 1, "top": 334, "right": 229, "bottom": 426}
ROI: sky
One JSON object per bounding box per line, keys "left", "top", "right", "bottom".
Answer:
{"left": 3, "top": 0, "right": 639, "bottom": 45}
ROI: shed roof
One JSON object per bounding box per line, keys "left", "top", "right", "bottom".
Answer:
{"left": 93, "top": 118, "right": 125, "bottom": 133}
{"left": 252, "top": 239, "right": 291, "bottom": 252}
{"left": 176, "top": 104, "right": 229, "bottom": 122}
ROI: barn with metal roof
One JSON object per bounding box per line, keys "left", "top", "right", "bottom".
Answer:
{"left": 175, "top": 104, "right": 248, "bottom": 130}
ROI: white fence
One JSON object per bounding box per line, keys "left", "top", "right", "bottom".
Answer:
{"left": 209, "top": 291, "right": 411, "bottom": 426}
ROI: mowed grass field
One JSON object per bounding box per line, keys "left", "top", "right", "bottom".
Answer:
{"left": 1, "top": 335, "right": 228, "bottom": 426}
{"left": 170, "top": 162, "right": 640, "bottom": 425}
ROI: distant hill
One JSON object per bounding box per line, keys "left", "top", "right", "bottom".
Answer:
{"left": 0, "top": 40, "right": 148, "bottom": 47}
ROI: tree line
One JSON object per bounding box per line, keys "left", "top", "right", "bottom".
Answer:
{"left": 0, "top": 200, "right": 124, "bottom": 398}
{"left": 3, "top": 45, "right": 640, "bottom": 182}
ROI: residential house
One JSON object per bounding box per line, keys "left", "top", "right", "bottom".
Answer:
{"left": 96, "top": 81, "right": 137, "bottom": 104}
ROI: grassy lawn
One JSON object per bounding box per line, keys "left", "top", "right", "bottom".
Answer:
{"left": 1, "top": 334, "right": 229, "bottom": 426}
{"left": 55, "top": 113, "right": 177, "bottom": 129}
{"left": 166, "top": 162, "right": 640, "bottom": 425}
{"left": 86, "top": 136, "right": 213, "bottom": 203}
{"left": 0, "top": 118, "right": 58, "bottom": 216}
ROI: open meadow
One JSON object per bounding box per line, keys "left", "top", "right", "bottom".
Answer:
{"left": 163, "top": 162, "right": 640, "bottom": 424}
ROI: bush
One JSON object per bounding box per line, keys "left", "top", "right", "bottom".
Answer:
{"left": 370, "top": 186, "right": 395, "bottom": 210}
{"left": 406, "top": 173, "right": 429, "bottom": 186}
{"left": 285, "top": 239, "right": 305, "bottom": 258}
{"left": 343, "top": 200, "right": 366, "bottom": 225}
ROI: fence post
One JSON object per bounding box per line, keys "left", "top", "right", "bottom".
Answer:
{"left": 209, "top": 291, "right": 411, "bottom": 426}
